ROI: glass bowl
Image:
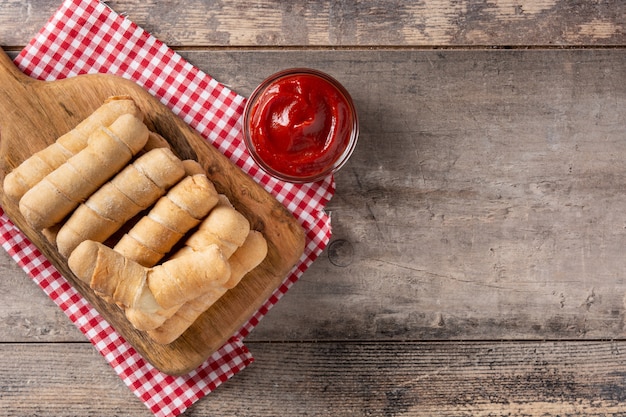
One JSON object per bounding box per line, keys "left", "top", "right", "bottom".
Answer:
{"left": 243, "top": 68, "right": 359, "bottom": 183}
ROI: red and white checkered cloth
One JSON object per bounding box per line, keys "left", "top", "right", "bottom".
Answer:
{"left": 0, "top": 0, "right": 334, "bottom": 415}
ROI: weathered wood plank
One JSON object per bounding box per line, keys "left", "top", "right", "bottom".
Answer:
{"left": 2, "top": 2, "right": 626, "bottom": 416}
{"left": 172, "top": 48, "right": 626, "bottom": 342}
{"left": 1, "top": 341, "right": 626, "bottom": 416}
{"left": 0, "top": 250, "right": 82, "bottom": 341}
{"left": 2, "top": 49, "right": 626, "bottom": 345}
{"left": 0, "top": 0, "right": 624, "bottom": 48}
{"left": 0, "top": 343, "right": 147, "bottom": 416}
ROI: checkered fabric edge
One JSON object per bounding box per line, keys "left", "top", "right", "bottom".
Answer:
{"left": 0, "top": 0, "right": 335, "bottom": 416}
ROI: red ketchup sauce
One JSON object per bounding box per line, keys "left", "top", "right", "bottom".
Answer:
{"left": 244, "top": 69, "right": 358, "bottom": 182}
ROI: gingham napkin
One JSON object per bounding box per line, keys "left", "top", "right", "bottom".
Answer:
{"left": 0, "top": 0, "right": 334, "bottom": 415}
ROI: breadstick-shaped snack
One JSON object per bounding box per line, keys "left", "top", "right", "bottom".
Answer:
{"left": 151, "top": 175, "right": 220, "bottom": 230}
{"left": 55, "top": 148, "right": 186, "bottom": 257}
{"left": 121, "top": 242, "right": 230, "bottom": 330}
{"left": 68, "top": 240, "right": 155, "bottom": 312}
{"left": 115, "top": 175, "right": 220, "bottom": 327}
{"left": 148, "top": 244, "right": 231, "bottom": 310}
{"left": 124, "top": 303, "right": 181, "bottom": 331}
{"left": 225, "top": 231, "right": 268, "bottom": 289}
{"left": 68, "top": 240, "right": 230, "bottom": 314}
{"left": 175, "top": 194, "right": 250, "bottom": 259}
{"left": 147, "top": 292, "right": 220, "bottom": 343}
{"left": 143, "top": 130, "right": 170, "bottom": 152}
{"left": 133, "top": 146, "right": 188, "bottom": 190}
{"left": 19, "top": 114, "right": 149, "bottom": 230}
{"left": 3, "top": 96, "right": 141, "bottom": 201}
{"left": 182, "top": 159, "right": 205, "bottom": 175}
{"left": 113, "top": 235, "right": 164, "bottom": 269}
{"left": 120, "top": 182, "right": 228, "bottom": 330}
{"left": 117, "top": 147, "right": 185, "bottom": 206}
{"left": 121, "top": 174, "right": 219, "bottom": 328}
{"left": 148, "top": 230, "right": 268, "bottom": 344}
{"left": 114, "top": 174, "right": 219, "bottom": 266}
{"left": 143, "top": 198, "right": 255, "bottom": 333}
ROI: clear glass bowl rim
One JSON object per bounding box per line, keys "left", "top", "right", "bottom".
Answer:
{"left": 242, "top": 67, "right": 359, "bottom": 183}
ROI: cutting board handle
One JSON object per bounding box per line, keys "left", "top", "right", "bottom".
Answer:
{"left": 0, "top": 47, "right": 32, "bottom": 90}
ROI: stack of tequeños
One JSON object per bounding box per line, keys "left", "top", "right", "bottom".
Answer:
{"left": 2, "top": 96, "right": 268, "bottom": 344}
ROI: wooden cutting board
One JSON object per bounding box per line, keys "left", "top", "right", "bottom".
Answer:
{"left": 0, "top": 47, "right": 306, "bottom": 375}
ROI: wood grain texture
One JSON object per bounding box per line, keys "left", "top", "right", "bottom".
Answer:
{"left": 2, "top": 341, "right": 626, "bottom": 416}
{"left": 2, "top": 1, "right": 626, "bottom": 415}
{"left": 0, "top": 0, "right": 625, "bottom": 48}
{"left": 0, "top": 251, "right": 83, "bottom": 341}
{"left": 2, "top": 49, "right": 626, "bottom": 345}
{"left": 0, "top": 47, "right": 305, "bottom": 374}
{"left": 180, "top": 48, "right": 626, "bottom": 342}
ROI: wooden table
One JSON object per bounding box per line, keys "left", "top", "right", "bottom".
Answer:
{"left": 2, "top": 1, "right": 626, "bottom": 415}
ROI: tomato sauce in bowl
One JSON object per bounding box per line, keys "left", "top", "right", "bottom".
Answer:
{"left": 243, "top": 68, "right": 358, "bottom": 183}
